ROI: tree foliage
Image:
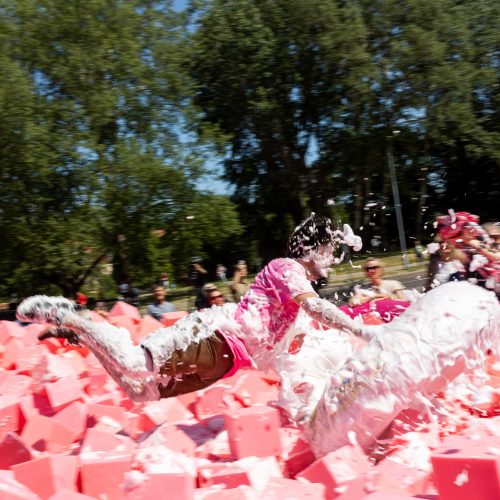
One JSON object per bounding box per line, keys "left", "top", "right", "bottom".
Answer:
{"left": 0, "top": 0, "right": 498, "bottom": 298}
{"left": 0, "top": 0, "right": 242, "bottom": 298}
{"left": 190, "top": 0, "right": 499, "bottom": 252}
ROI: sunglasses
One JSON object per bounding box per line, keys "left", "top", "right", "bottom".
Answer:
{"left": 209, "top": 294, "right": 223, "bottom": 300}
{"left": 365, "top": 265, "right": 381, "bottom": 271}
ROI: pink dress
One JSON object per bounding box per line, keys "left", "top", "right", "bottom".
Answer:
{"left": 203, "top": 258, "right": 316, "bottom": 371}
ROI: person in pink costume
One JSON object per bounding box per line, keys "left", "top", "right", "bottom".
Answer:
{"left": 17, "top": 213, "right": 499, "bottom": 457}
{"left": 436, "top": 210, "right": 500, "bottom": 297}
{"left": 17, "top": 214, "right": 362, "bottom": 401}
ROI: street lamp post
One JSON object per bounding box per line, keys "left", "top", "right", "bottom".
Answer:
{"left": 386, "top": 131, "right": 409, "bottom": 269}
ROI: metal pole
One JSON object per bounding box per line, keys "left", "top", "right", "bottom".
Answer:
{"left": 386, "top": 137, "right": 409, "bottom": 268}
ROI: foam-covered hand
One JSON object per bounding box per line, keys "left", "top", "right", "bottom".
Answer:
{"left": 301, "top": 296, "right": 377, "bottom": 341}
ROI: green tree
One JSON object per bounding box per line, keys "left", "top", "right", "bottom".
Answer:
{"left": 0, "top": 0, "right": 243, "bottom": 297}
{"left": 190, "top": 0, "right": 499, "bottom": 254}
{"left": 190, "top": 0, "right": 377, "bottom": 256}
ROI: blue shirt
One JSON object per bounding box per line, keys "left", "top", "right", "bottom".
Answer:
{"left": 147, "top": 301, "right": 176, "bottom": 321}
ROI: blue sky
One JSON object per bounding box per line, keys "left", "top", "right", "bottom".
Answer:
{"left": 171, "top": 0, "right": 233, "bottom": 195}
{"left": 173, "top": 0, "right": 188, "bottom": 11}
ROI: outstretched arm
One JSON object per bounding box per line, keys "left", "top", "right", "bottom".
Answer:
{"left": 295, "top": 292, "right": 380, "bottom": 341}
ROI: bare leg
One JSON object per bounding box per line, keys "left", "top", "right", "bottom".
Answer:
{"left": 304, "top": 282, "right": 500, "bottom": 456}
{"left": 17, "top": 296, "right": 159, "bottom": 401}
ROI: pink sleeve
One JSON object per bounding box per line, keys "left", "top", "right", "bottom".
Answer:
{"left": 270, "top": 259, "right": 316, "bottom": 304}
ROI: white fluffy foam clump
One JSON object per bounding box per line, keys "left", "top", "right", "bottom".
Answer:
{"left": 305, "top": 281, "right": 500, "bottom": 456}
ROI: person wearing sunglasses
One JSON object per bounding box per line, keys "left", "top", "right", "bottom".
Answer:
{"left": 349, "top": 257, "right": 405, "bottom": 306}
{"left": 207, "top": 289, "right": 225, "bottom": 307}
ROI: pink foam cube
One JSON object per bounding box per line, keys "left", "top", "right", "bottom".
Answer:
{"left": 0, "top": 470, "right": 39, "bottom": 500}
{"left": 80, "top": 456, "right": 132, "bottom": 499}
{"left": 21, "top": 413, "right": 77, "bottom": 453}
{"left": 0, "top": 373, "right": 32, "bottom": 398}
{"left": 109, "top": 301, "right": 141, "bottom": 323}
{"left": 0, "top": 432, "right": 33, "bottom": 469}
{"left": 89, "top": 310, "right": 106, "bottom": 322}
{"left": 224, "top": 406, "right": 282, "bottom": 459}
{"left": 199, "top": 456, "right": 282, "bottom": 491}
{"left": 38, "top": 335, "right": 64, "bottom": 354}
{"left": 0, "top": 395, "right": 21, "bottom": 440}
{"left": 231, "top": 372, "right": 278, "bottom": 407}
{"left": 261, "top": 477, "right": 326, "bottom": 499}
{"left": 53, "top": 401, "right": 88, "bottom": 442}
{"left": 125, "top": 471, "right": 195, "bottom": 500}
{"left": 135, "top": 315, "right": 163, "bottom": 341}
{"left": 16, "top": 344, "right": 49, "bottom": 374}
{"left": 139, "top": 422, "right": 197, "bottom": 456}
{"left": 59, "top": 350, "right": 88, "bottom": 376}
{"left": 195, "top": 428, "right": 232, "bottom": 461}
{"left": 0, "top": 320, "right": 25, "bottom": 342}
{"left": 140, "top": 398, "right": 194, "bottom": 430}
{"left": 35, "top": 352, "right": 81, "bottom": 381}
{"left": 81, "top": 427, "right": 135, "bottom": 453}
{"left": 49, "top": 490, "right": 95, "bottom": 500}
{"left": 45, "top": 375, "right": 84, "bottom": 411}
{"left": 122, "top": 411, "right": 143, "bottom": 439}
{"left": 20, "top": 323, "right": 48, "bottom": 345}
{"left": 198, "top": 463, "right": 249, "bottom": 489}
{"left": 194, "top": 485, "right": 256, "bottom": 500}
{"left": 375, "top": 459, "right": 429, "bottom": 496}
{"left": 279, "top": 426, "right": 316, "bottom": 477}
{"left": 431, "top": 435, "right": 500, "bottom": 500}
{"left": 296, "top": 443, "right": 372, "bottom": 500}
{"left": 1, "top": 338, "right": 24, "bottom": 369}
{"left": 334, "top": 474, "right": 375, "bottom": 500}
{"left": 109, "top": 315, "right": 137, "bottom": 335}
{"left": 194, "top": 385, "right": 235, "bottom": 420}
{"left": 161, "top": 310, "right": 188, "bottom": 327}
{"left": 88, "top": 402, "right": 126, "bottom": 428}
{"left": 19, "top": 392, "right": 54, "bottom": 423}
{"left": 12, "top": 455, "right": 79, "bottom": 498}
{"left": 363, "top": 494, "right": 414, "bottom": 499}
{"left": 83, "top": 372, "right": 111, "bottom": 397}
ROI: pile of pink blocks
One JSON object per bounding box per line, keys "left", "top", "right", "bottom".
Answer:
{"left": 0, "top": 301, "right": 499, "bottom": 499}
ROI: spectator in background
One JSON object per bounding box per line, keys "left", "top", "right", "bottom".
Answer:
{"left": 147, "top": 284, "right": 175, "bottom": 321}
{"left": 433, "top": 241, "right": 468, "bottom": 286}
{"left": 483, "top": 222, "right": 500, "bottom": 251}
{"left": 349, "top": 257, "right": 405, "bottom": 306}
{"left": 199, "top": 283, "right": 218, "bottom": 309}
{"left": 370, "top": 236, "right": 382, "bottom": 252}
{"left": 118, "top": 281, "right": 130, "bottom": 298}
{"left": 94, "top": 301, "right": 110, "bottom": 320}
{"left": 425, "top": 239, "right": 444, "bottom": 291}
{"left": 436, "top": 211, "right": 500, "bottom": 296}
{"left": 76, "top": 293, "right": 88, "bottom": 311}
{"left": 414, "top": 240, "right": 425, "bottom": 261}
{"left": 231, "top": 261, "right": 249, "bottom": 302}
{"left": 189, "top": 257, "right": 208, "bottom": 310}
{"left": 159, "top": 272, "right": 170, "bottom": 289}
{"left": 207, "top": 288, "right": 226, "bottom": 307}
{"left": 216, "top": 263, "right": 227, "bottom": 283}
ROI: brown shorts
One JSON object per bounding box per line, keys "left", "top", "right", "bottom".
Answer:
{"left": 157, "top": 331, "right": 234, "bottom": 398}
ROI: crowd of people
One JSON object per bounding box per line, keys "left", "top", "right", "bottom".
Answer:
{"left": 15, "top": 210, "right": 499, "bottom": 458}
